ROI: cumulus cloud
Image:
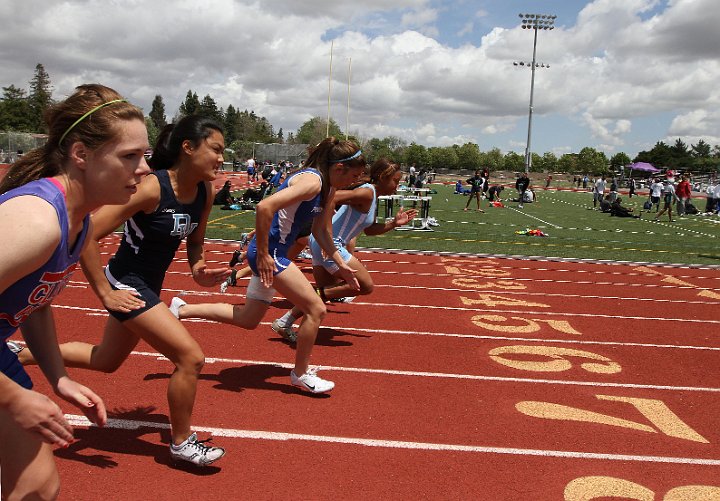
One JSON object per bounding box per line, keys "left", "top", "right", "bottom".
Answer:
{"left": 0, "top": 0, "right": 719, "bottom": 156}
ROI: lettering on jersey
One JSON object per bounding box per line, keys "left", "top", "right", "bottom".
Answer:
{"left": 170, "top": 214, "right": 198, "bottom": 238}
{"left": 0, "top": 264, "right": 77, "bottom": 328}
{"left": 162, "top": 208, "right": 176, "bottom": 213}
{"left": 311, "top": 207, "right": 323, "bottom": 213}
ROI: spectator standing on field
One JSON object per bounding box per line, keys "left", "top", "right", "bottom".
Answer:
{"left": 516, "top": 172, "right": 530, "bottom": 209}
{"left": 628, "top": 177, "right": 636, "bottom": 198}
{"left": 675, "top": 175, "right": 691, "bottom": 216}
{"left": 464, "top": 170, "right": 485, "bottom": 212}
{"left": 609, "top": 178, "right": 618, "bottom": 202}
{"left": 592, "top": 175, "right": 607, "bottom": 209}
{"left": 649, "top": 178, "right": 664, "bottom": 212}
{"left": 655, "top": 179, "right": 678, "bottom": 222}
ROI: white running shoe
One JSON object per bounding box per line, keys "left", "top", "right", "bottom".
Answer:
{"left": 169, "top": 297, "right": 187, "bottom": 319}
{"left": 7, "top": 340, "right": 24, "bottom": 354}
{"left": 271, "top": 319, "right": 298, "bottom": 343}
{"left": 169, "top": 432, "right": 225, "bottom": 466}
{"left": 297, "top": 250, "right": 312, "bottom": 260}
{"left": 219, "top": 280, "right": 229, "bottom": 294}
{"left": 291, "top": 368, "right": 334, "bottom": 393}
{"left": 329, "top": 296, "right": 355, "bottom": 303}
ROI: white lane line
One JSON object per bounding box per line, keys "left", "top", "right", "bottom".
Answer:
{"left": 126, "top": 350, "right": 720, "bottom": 393}
{"left": 18, "top": 306, "right": 720, "bottom": 352}
{"left": 52, "top": 301, "right": 720, "bottom": 327}
{"left": 506, "top": 207, "right": 563, "bottom": 229}
{"left": 370, "top": 283, "right": 720, "bottom": 305}
{"left": 63, "top": 414, "right": 720, "bottom": 466}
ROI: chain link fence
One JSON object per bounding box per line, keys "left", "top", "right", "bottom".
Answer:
{"left": 0, "top": 132, "right": 48, "bottom": 163}
{"left": 230, "top": 142, "right": 310, "bottom": 164}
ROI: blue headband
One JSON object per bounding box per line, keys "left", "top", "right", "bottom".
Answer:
{"left": 335, "top": 149, "right": 362, "bottom": 163}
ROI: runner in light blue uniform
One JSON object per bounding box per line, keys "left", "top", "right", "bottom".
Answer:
{"left": 308, "top": 182, "right": 377, "bottom": 274}
{"left": 272, "top": 158, "right": 417, "bottom": 339}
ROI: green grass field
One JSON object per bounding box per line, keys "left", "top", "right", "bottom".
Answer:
{"left": 206, "top": 184, "right": 720, "bottom": 266}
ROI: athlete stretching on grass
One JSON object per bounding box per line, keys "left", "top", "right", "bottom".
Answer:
{"left": 18, "top": 115, "right": 230, "bottom": 466}
{"left": 271, "top": 157, "right": 417, "bottom": 341}
{"left": 170, "top": 138, "right": 365, "bottom": 393}
{"left": 1, "top": 84, "right": 145, "bottom": 499}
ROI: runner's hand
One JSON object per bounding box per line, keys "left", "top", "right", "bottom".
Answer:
{"left": 192, "top": 264, "right": 232, "bottom": 287}
{"left": 395, "top": 207, "right": 418, "bottom": 226}
{"left": 100, "top": 289, "right": 145, "bottom": 313}
{"left": 337, "top": 264, "right": 359, "bottom": 291}
{"left": 257, "top": 252, "right": 276, "bottom": 287}
{"left": 55, "top": 376, "right": 107, "bottom": 427}
{"left": 7, "top": 388, "right": 75, "bottom": 446}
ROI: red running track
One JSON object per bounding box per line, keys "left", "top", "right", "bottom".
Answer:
{"left": 19, "top": 238, "right": 720, "bottom": 500}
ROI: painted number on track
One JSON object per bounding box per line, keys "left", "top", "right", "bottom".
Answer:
{"left": 564, "top": 476, "right": 720, "bottom": 501}
{"left": 517, "top": 395, "right": 708, "bottom": 443}
{"left": 489, "top": 346, "right": 621, "bottom": 374}
{"left": 472, "top": 315, "right": 582, "bottom": 335}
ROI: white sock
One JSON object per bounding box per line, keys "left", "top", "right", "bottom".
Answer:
{"left": 279, "top": 312, "right": 296, "bottom": 327}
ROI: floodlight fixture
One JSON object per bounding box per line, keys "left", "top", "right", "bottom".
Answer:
{"left": 516, "top": 13, "right": 556, "bottom": 173}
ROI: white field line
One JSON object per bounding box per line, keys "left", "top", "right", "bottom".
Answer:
{"left": 63, "top": 414, "right": 720, "bottom": 466}
{"left": 106, "top": 349, "right": 720, "bottom": 394}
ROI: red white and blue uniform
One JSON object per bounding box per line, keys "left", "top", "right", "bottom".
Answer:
{"left": 246, "top": 169, "right": 323, "bottom": 276}
{"left": 0, "top": 178, "right": 89, "bottom": 389}
{"left": 104, "top": 169, "right": 207, "bottom": 321}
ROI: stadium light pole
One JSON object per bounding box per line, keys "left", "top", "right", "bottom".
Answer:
{"left": 517, "top": 13, "right": 555, "bottom": 174}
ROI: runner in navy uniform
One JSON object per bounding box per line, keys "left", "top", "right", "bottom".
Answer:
{"left": 18, "top": 115, "right": 229, "bottom": 467}
{"left": 171, "top": 138, "right": 365, "bottom": 394}
{"left": 1, "top": 84, "right": 147, "bottom": 500}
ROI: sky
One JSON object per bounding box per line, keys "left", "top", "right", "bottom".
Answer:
{"left": 1, "top": 0, "right": 719, "bottom": 159}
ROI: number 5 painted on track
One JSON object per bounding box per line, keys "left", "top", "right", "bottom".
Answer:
{"left": 564, "top": 476, "right": 720, "bottom": 500}
{"left": 517, "top": 395, "right": 708, "bottom": 443}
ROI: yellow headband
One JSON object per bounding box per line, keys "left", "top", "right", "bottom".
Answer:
{"left": 59, "top": 99, "right": 127, "bottom": 145}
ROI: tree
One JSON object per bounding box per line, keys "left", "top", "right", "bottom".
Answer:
{"left": 404, "top": 142, "right": 429, "bottom": 168}
{"left": 534, "top": 152, "right": 558, "bottom": 173}
{"left": 528, "top": 152, "right": 544, "bottom": 172}
{"left": 480, "top": 147, "right": 505, "bottom": 171}
{"left": 428, "top": 146, "right": 458, "bottom": 170}
{"left": 28, "top": 63, "right": 53, "bottom": 132}
{"left": 0, "top": 85, "right": 33, "bottom": 131}
{"left": 178, "top": 90, "right": 200, "bottom": 117}
{"left": 634, "top": 141, "right": 672, "bottom": 168}
{"left": 295, "top": 117, "right": 343, "bottom": 145}
{"left": 277, "top": 128, "right": 284, "bottom": 144}
{"left": 577, "top": 147, "right": 608, "bottom": 175}
{"left": 144, "top": 117, "right": 159, "bottom": 150}
{"left": 558, "top": 153, "right": 579, "bottom": 173}
{"left": 198, "top": 94, "right": 222, "bottom": 122}
{"left": 503, "top": 151, "right": 525, "bottom": 172}
{"left": 609, "top": 152, "right": 631, "bottom": 171}
{"left": 149, "top": 95, "right": 167, "bottom": 130}
{"left": 691, "top": 140, "right": 711, "bottom": 158}
{"left": 455, "top": 142, "right": 481, "bottom": 170}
